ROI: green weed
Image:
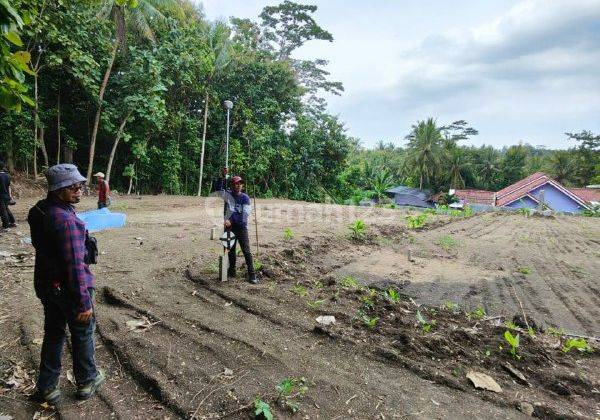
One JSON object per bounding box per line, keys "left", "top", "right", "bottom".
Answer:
{"left": 503, "top": 330, "right": 521, "bottom": 360}
{"left": 361, "top": 313, "right": 379, "bottom": 329}
{"left": 254, "top": 398, "right": 273, "bottom": 420}
{"left": 443, "top": 300, "right": 459, "bottom": 312}
{"left": 292, "top": 284, "right": 308, "bottom": 297}
{"left": 435, "top": 234, "right": 457, "bottom": 250}
{"left": 385, "top": 288, "right": 400, "bottom": 303}
{"left": 361, "top": 288, "right": 378, "bottom": 310}
{"left": 562, "top": 338, "right": 593, "bottom": 354}
{"left": 341, "top": 276, "right": 361, "bottom": 289}
{"left": 517, "top": 266, "right": 531, "bottom": 275}
{"left": 253, "top": 260, "right": 263, "bottom": 271}
{"left": 283, "top": 228, "right": 294, "bottom": 240}
{"left": 276, "top": 377, "right": 309, "bottom": 413}
{"left": 416, "top": 310, "right": 435, "bottom": 332}
{"left": 467, "top": 306, "right": 486, "bottom": 320}
{"left": 306, "top": 299, "right": 325, "bottom": 309}
{"left": 406, "top": 214, "right": 428, "bottom": 229}
{"left": 349, "top": 219, "right": 367, "bottom": 239}
{"left": 546, "top": 326, "right": 566, "bottom": 336}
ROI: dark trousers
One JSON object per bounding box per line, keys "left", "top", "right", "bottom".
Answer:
{"left": 228, "top": 225, "right": 254, "bottom": 276}
{"left": 0, "top": 199, "right": 15, "bottom": 228}
{"left": 37, "top": 288, "right": 98, "bottom": 391}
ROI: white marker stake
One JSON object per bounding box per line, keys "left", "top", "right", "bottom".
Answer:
{"left": 210, "top": 227, "right": 215, "bottom": 240}
{"left": 218, "top": 231, "right": 236, "bottom": 282}
{"left": 219, "top": 254, "right": 228, "bottom": 282}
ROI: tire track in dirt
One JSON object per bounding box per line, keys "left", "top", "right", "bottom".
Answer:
{"left": 17, "top": 311, "right": 171, "bottom": 420}
{"left": 97, "top": 297, "right": 275, "bottom": 418}
{"left": 536, "top": 274, "right": 595, "bottom": 334}
{"left": 512, "top": 276, "right": 553, "bottom": 320}
{"left": 102, "top": 286, "right": 285, "bottom": 368}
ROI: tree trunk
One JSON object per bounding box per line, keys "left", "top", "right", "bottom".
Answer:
{"left": 105, "top": 110, "right": 131, "bottom": 183}
{"left": 197, "top": 89, "right": 210, "bottom": 196}
{"left": 39, "top": 124, "right": 49, "bottom": 168}
{"left": 34, "top": 66, "right": 48, "bottom": 169}
{"left": 6, "top": 136, "right": 14, "bottom": 173}
{"left": 86, "top": 40, "right": 119, "bottom": 183}
{"left": 56, "top": 87, "right": 61, "bottom": 164}
{"left": 33, "top": 68, "right": 39, "bottom": 178}
{"left": 127, "top": 174, "right": 133, "bottom": 195}
{"left": 419, "top": 174, "right": 423, "bottom": 190}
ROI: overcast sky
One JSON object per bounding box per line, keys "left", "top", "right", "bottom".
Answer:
{"left": 198, "top": 0, "right": 600, "bottom": 149}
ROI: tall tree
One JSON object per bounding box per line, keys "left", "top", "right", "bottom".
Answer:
{"left": 566, "top": 130, "right": 599, "bottom": 185}
{"left": 475, "top": 146, "right": 501, "bottom": 190}
{"left": 548, "top": 150, "right": 573, "bottom": 185}
{"left": 405, "top": 118, "right": 442, "bottom": 189}
{"left": 86, "top": 0, "right": 181, "bottom": 182}
{"left": 500, "top": 143, "right": 528, "bottom": 187}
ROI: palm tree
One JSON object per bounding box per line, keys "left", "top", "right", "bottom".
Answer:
{"left": 86, "top": 0, "right": 182, "bottom": 182}
{"left": 197, "top": 21, "right": 232, "bottom": 196}
{"left": 405, "top": 118, "right": 442, "bottom": 189}
{"left": 445, "top": 147, "right": 472, "bottom": 189}
{"left": 476, "top": 146, "right": 500, "bottom": 190}
{"left": 548, "top": 150, "right": 573, "bottom": 185}
{"left": 367, "top": 170, "right": 393, "bottom": 202}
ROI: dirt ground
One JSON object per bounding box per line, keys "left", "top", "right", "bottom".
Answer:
{"left": 1, "top": 194, "right": 599, "bottom": 419}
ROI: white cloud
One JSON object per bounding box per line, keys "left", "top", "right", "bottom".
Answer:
{"left": 198, "top": 0, "right": 600, "bottom": 148}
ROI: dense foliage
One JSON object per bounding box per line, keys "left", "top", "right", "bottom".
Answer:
{"left": 0, "top": 0, "right": 598, "bottom": 202}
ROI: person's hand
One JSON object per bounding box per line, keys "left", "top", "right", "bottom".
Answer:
{"left": 75, "top": 308, "right": 93, "bottom": 324}
{"left": 224, "top": 220, "right": 232, "bottom": 229}
{"left": 222, "top": 167, "right": 228, "bottom": 176}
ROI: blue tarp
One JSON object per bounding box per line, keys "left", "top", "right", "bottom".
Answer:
{"left": 77, "top": 207, "right": 126, "bottom": 232}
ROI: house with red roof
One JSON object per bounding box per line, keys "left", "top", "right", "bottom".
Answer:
{"left": 444, "top": 172, "right": 596, "bottom": 213}
{"left": 494, "top": 172, "right": 589, "bottom": 212}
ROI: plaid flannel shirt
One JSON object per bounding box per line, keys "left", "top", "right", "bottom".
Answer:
{"left": 46, "top": 200, "right": 95, "bottom": 312}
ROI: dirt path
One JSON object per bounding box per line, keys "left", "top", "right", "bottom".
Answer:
{"left": 1, "top": 195, "right": 598, "bottom": 419}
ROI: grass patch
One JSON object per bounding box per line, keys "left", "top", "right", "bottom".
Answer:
{"left": 435, "top": 234, "right": 457, "bottom": 251}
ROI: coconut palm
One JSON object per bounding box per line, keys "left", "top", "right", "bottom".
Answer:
{"left": 548, "top": 150, "right": 573, "bottom": 185}
{"left": 405, "top": 118, "right": 442, "bottom": 189}
{"left": 86, "top": 0, "right": 182, "bottom": 182}
{"left": 367, "top": 170, "right": 393, "bottom": 202}
{"left": 476, "top": 146, "right": 501, "bottom": 190}
{"left": 445, "top": 147, "right": 472, "bottom": 189}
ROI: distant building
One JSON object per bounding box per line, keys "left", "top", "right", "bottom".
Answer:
{"left": 439, "top": 172, "right": 593, "bottom": 213}
{"left": 385, "top": 186, "right": 434, "bottom": 208}
{"left": 495, "top": 172, "right": 589, "bottom": 213}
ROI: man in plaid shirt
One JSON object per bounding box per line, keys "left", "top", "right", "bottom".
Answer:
{"left": 28, "top": 164, "right": 105, "bottom": 405}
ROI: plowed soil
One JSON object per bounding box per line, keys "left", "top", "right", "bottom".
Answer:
{"left": 1, "top": 195, "right": 599, "bottom": 419}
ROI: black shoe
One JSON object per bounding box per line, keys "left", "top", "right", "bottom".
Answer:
{"left": 227, "top": 270, "right": 237, "bottom": 278}
{"left": 247, "top": 274, "right": 259, "bottom": 284}
{"left": 32, "top": 386, "right": 61, "bottom": 406}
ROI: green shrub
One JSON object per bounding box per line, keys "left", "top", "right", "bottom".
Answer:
{"left": 349, "top": 219, "right": 367, "bottom": 239}
{"left": 435, "top": 234, "right": 457, "bottom": 250}
{"left": 503, "top": 330, "right": 521, "bottom": 359}
{"left": 283, "top": 228, "right": 294, "bottom": 240}
{"left": 406, "top": 214, "right": 428, "bottom": 229}
{"left": 562, "top": 338, "right": 593, "bottom": 354}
